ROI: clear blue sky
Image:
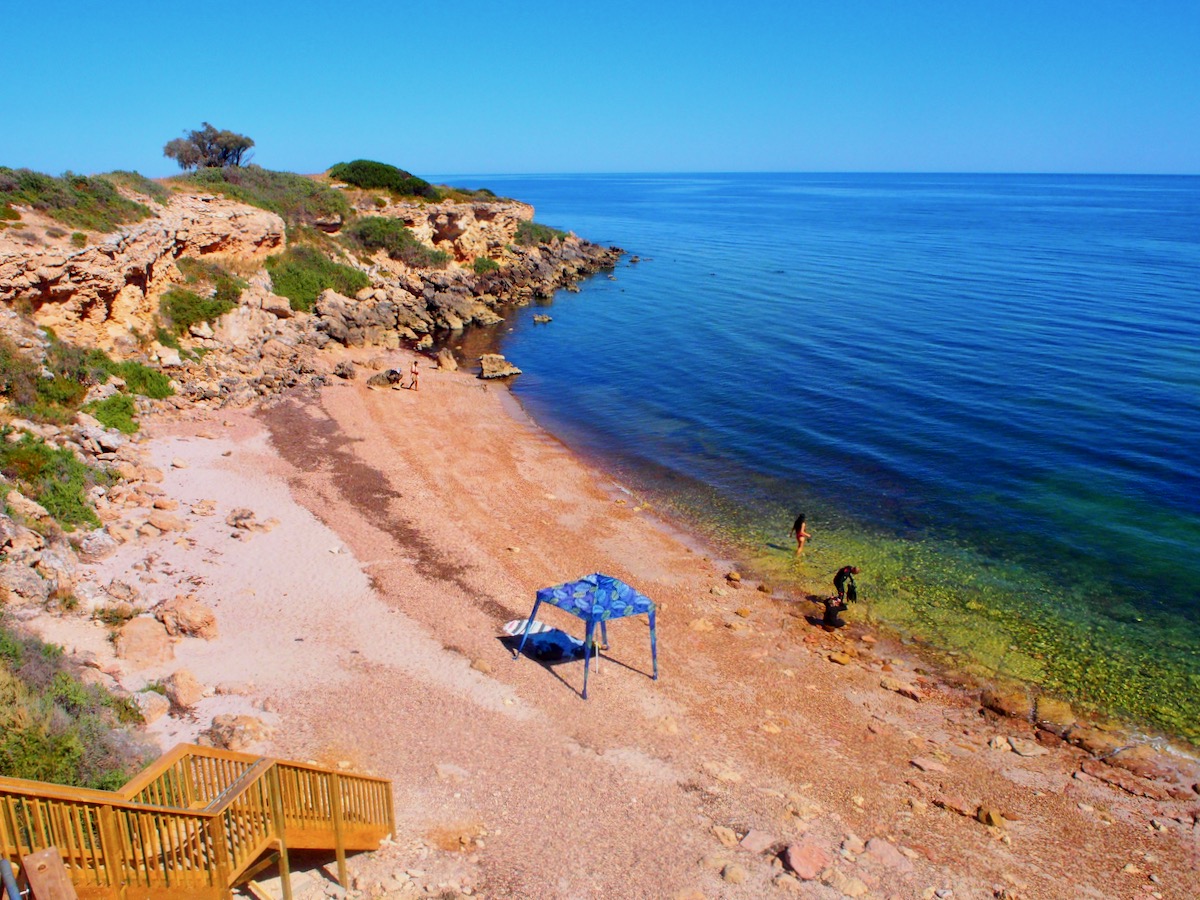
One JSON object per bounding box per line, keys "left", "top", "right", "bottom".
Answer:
{"left": 3, "top": 1, "right": 1198, "bottom": 177}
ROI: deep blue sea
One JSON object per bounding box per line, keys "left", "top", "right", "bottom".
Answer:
{"left": 442, "top": 173, "right": 1200, "bottom": 741}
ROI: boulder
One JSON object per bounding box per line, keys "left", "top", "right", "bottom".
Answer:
{"left": 435, "top": 347, "right": 458, "bottom": 371}
{"left": 479, "top": 353, "right": 521, "bottom": 379}
{"left": 0, "top": 563, "right": 51, "bottom": 605}
{"left": 5, "top": 491, "right": 51, "bottom": 524}
{"left": 207, "top": 714, "right": 271, "bottom": 752}
{"left": 981, "top": 686, "right": 1032, "bottom": 720}
{"left": 115, "top": 618, "right": 174, "bottom": 665}
{"left": 163, "top": 669, "right": 205, "bottom": 709}
{"left": 783, "top": 838, "right": 831, "bottom": 880}
{"left": 133, "top": 690, "right": 170, "bottom": 724}
{"left": 147, "top": 511, "right": 186, "bottom": 533}
{"left": 0, "top": 515, "right": 44, "bottom": 555}
{"left": 71, "top": 529, "right": 118, "bottom": 562}
{"left": 154, "top": 594, "right": 218, "bottom": 639}
{"left": 366, "top": 369, "right": 404, "bottom": 388}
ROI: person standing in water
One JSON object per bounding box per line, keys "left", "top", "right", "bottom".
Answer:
{"left": 792, "top": 513, "right": 812, "bottom": 554}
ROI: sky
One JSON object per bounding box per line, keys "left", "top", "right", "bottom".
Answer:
{"left": 3, "top": 1, "right": 1198, "bottom": 177}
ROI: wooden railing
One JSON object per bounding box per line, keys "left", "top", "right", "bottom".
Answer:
{"left": 0, "top": 745, "right": 394, "bottom": 899}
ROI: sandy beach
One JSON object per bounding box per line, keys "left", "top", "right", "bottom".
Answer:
{"left": 45, "top": 345, "right": 1198, "bottom": 900}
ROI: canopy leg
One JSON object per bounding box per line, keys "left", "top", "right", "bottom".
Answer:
{"left": 514, "top": 599, "right": 543, "bottom": 659}
{"left": 600, "top": 620, "right": 609, "bottom": 650}
{"left": 649, "top": 610, "right": 658, "bottom": 680}
{"left": 582, "top": 620, "right": 597, "bottom": 699}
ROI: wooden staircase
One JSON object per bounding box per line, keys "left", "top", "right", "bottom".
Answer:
{"left": 0, "top": 744, "right": 394, "bottom": 899}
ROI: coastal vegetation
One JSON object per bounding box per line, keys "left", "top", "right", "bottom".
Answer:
{"left": 515, "top": 220, "right": 568, "bottom": 245}
{"left": 327, "top": 159, "right": 438, "bottom": 200}
{"left": 163, "top": 122, "right": 254, "bottom": 170}
{"left": 264, "top": 245, "right": 370, "bottom": 312}
{"left": 0, "top": 334, "right": 169, "bottom": 435}
{"left": 344, "top": 216, "right": 450, "bottom": 268}
{"left": 176, "top": 165, "right": 350, "bottom": 227}
{"left": 0, "top": 620, "right": 147, "bottom": 789}
{"left": 472, "top": 256, "right": 500, "bottom": 275}
{"left": 0, "top": 167, "right": 153, "bottom": 232}
{"left": 0, "top": 430, "right": 111, "bottom": 531}
{"left": 158, "top": 257, "right": 248, "bottom": 336}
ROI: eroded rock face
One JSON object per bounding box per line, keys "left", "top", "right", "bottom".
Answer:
{"left": 0, "top": 194, "right": 284, "bottom": 349}
{"left": 382, "top": 199, "right": 534, "bottom": 263}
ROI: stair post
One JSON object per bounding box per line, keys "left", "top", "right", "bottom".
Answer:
{"left": 328, "top": 773, "right": 347, "bottom": 888}
{"left": 95, "top": 805, "right": 122, "bottom": 891}
{"left": 266, "top": 767, "right": 292, "bottom": 900}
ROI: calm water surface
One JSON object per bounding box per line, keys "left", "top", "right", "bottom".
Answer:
{"left": 440, "top": 173, "right": 1200, "bottom": 742}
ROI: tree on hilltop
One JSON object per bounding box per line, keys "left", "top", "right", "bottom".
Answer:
{"left": 163, "top": 123, "right": 255, "bottom": 170}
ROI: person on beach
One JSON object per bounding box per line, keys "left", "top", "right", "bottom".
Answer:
{"left": 792, "top": 514, "right": 812, "bottom": 554}
{"left": 408, "top": 359, "right": 419, "bottom": 391}
{"left": 823, "top": 565, "right": 859, "bottom": 627}
{"left": 834, "top": 565, "right": 859, "bottom": 602}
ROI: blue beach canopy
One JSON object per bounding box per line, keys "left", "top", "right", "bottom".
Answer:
{"left": 514, "top": 573, "right": 659, "bottom": 698}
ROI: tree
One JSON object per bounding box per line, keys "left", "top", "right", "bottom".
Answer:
{"left": 163, "top": 123, "right": 255, "bottom": 170}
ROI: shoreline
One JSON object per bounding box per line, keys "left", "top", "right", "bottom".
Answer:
{"left": 41, "top": 343, "right": 1198, "bottom": 898}
{"left": 497, "top": 376, "right": 1200, "bottom": 758}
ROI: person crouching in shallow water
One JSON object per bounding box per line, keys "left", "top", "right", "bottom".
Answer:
{"left": 792, "top": 513, "right": 812, "bottom": 554}
{"left": 824, "top": 565, "right": 859, "bottom": 627}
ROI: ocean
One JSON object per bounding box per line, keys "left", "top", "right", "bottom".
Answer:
{"left": 440, "top": 172, "right": 1200, "bottom": 744}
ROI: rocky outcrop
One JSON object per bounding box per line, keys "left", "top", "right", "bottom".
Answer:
{"left": 376, "top": 198, "right": 534, "bottom": 263}
{"left": 0, "top": 194, "right": 284, "bottom": 349}
{"left": 479, "top": 354, "right": 522, "bottom": 379}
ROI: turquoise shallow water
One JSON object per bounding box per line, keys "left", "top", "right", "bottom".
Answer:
{"left": 440, "top": 173, "right": 1200, "bottom": 741}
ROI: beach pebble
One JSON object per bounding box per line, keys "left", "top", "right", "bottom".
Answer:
{"left": 740, "top": 829, "right": 776, "bottom": 854}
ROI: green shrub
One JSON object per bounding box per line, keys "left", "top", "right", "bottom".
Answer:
{"left": 0, "top": 204, "right": 18, "bottom": 222}
{"left": 515, "top": 220, "right": 568, "bottom": 246}
{"left": 85, "top": 393, "right": 138, "bottom": 434}
{"left": 0, "top": 619, "right": 150, "bottom": 788}
{"left": 0, "top": 432, "right": 109, "bottom": 531}
{"left": 177, "top": 257, "right": 246, "bottom": 307}
{"left": 0, "top": 335, "right": 41, "bottom": 408}
{"left": 473, "top": 256, "right": 500, "bottom": 275}
{"left": 159, "top": 288, "right": 235, "bottom": 336}
{"left": 438, "top": 186, "right": 501, "bottom": 202}
{"left": 70, "top": 231, "right": 87, "bottom": 247}
{"left": 101, "top": 170, "right": 171, "bottom": 204}
{"left": 265, "top": 245, "right": 370, "bottom": 312}
{"left": 344, "top": 216, "right": 449, "bottom": 269}
{"left": 106, "top": 360, "right": 173, "bottom": 399}
{"left": 0, "top": 167, "right": 152, "bottom": 232}
{"left": 327, "top": 160, "right": 439, "bottom": 200}
{"left": 178, "top": 165, "right": 349, "bottom": 227}
{"left": 45, "top": 227, "right": 67, "bottom": 239}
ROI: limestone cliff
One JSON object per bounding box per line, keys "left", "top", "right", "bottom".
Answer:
{"left": 0, "top": 194, "right": 284, "bottom": 350}
{"left": 0, "top": 182, "right": 621, "bottom": 408}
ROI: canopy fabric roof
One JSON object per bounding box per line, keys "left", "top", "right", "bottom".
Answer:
{"left": 535, "top": 573, "right": 656, "bottom": 621}
{"left": 516, "top": 573, "right": 658, "bottom": 699}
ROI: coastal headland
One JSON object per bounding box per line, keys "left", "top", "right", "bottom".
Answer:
{"left": 0, "top": 167, "right": 1197, "bottom": 898}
